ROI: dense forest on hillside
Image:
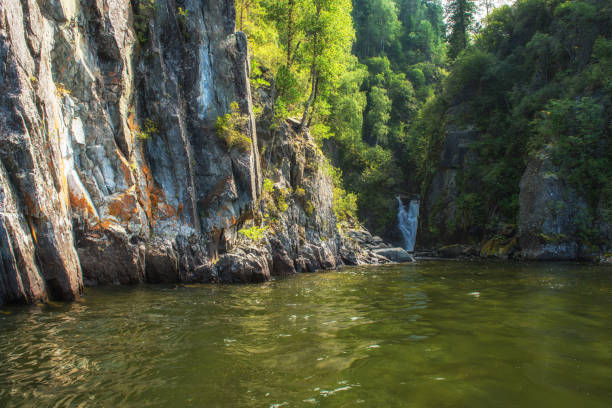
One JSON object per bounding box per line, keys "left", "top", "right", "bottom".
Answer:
{"left": 236, "top": 0, "right": 612, "bottom": 248}
{"left": 417, "top": 0, "right": 612, "bottom": 250}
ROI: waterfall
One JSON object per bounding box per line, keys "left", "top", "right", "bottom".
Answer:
{"left": 397, "top": 197, "right": 419, "bottom": 252}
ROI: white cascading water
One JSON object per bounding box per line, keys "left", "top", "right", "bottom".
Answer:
{"left": 397, "top": 197, "right": 419, "bottom": 252}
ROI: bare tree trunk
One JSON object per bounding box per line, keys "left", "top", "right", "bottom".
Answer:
{"left": 300, "top": 5, "right": 320, "bottom": 133}
{"left": 287, "top": 0, "right": 295, "bottom": 67}
{"left": 306, "top": 78, "right": 319, "bottom": 128}
{"left": 300, "top": 68, "right": 316, "bottom": 133}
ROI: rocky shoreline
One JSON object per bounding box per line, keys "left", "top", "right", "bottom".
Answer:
{"left": 0, "top": 0, "right": 415, "bottom": 306}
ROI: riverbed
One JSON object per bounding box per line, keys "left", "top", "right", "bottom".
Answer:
{"left": 1, "top": 261, "right": 612, "bottom": 407}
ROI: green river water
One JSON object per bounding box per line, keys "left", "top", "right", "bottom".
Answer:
{"left": 1, "top": 261, "right": 612, "bottom": 407}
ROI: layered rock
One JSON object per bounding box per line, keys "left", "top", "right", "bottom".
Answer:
{"left": 0, "top": 0, "right": 400, "bottom": 306}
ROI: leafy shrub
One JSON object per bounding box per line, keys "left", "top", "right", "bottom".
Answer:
{"left": 55, "top": 83, "right": 71, "bottom": 96}
{"left": 215, "top": 102, "right": 252, "bottom": 153}
{"left": 326, "top": 163, "right": 358, "bottom": 224}
{"left": 238, "top": 225, "right": 269, "bottom": 242}
{"left": 275, "top": 187, "right": 289, "bottom": 212}
{"left": 304, "top": 201, "right": 315, "bottom": 216}
{"left": 134, "top": 0, "right": 156, "bottom": 46}
{"left": 263, "top": 178, "right": 274, "bottom": 194}
{"left": 293, "top": 187, "right": 306, "bottom": 199}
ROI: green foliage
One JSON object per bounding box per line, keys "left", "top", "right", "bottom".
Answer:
{"left": 177, "top": 7, "right": 188, "bottom": 19}
{"left": 326, "top": 165, "right": 358, "bottom": 224}
{"left": 215, "top": 102, "right": 252, "bottom": 153}
{"left": 353, "top": 0, "right": 401, "bottom": 59}
{"left": 445, "top": 0, "right": 477, "bottom": 60}
{"left": 134, "top": 0, "right": 156, "bottom": 46}
{"left": 239, "top": 225, "right": 269, "bottom": 242}
{"left": 238, "top": 0, "right": 448, "bottom": 235}
{"left": 274, "top": 187, "right": 289, "bottom": 212}
{"left": 251, "top": 60, "right": 271, "bottom": 89}
{"left": 531, "top": 97, "right": 608, "bottom": 208}
{"left": 366, "top": 86, "right": 391, "bottom": 145}
{"left": 263, "top": 178, "right": 275, "bottom": 194}
{"left": 304, "top": 200, "right": 315, "bottom": 216}
{"left": 293, "top": 187, "right": 306, "bottom": 199}
{"left": 275, "top": 65, "right": 300, "bottom": 105}
{"left": 416, "top": 0, "right": 612, "bottom": 244}
{"left": 136, "top": 118, "right": 159, "bottom": 140}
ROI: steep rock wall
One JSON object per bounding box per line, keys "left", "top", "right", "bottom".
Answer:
{"left": 420, "top": 122, "right": 480, "bottom": 247}
{"left": 0, "top": 0, "right": 383, "bottom": 306}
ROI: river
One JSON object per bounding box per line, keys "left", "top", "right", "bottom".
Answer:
{"left": 1, "top": 261, "right": 612, "bottom": 407}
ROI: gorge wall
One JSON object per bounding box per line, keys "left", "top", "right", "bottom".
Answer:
{"left": 0, "top": 0, "right": 387, "bottom": 306}
{"left": 420, "top": 109, "right": 611, "bottom": 261}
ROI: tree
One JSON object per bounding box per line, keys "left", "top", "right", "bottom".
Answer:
{"left": 353, "top": 0, "right": 401, "bottom": 59}
{"left": 299, "top": 0, "right": 354, "bottom": 131}
{"left": 446, "top": 0, "right": 477, "bottom": 60}
{"left": 366, "top": 86, "right": 392, "bottom": 145}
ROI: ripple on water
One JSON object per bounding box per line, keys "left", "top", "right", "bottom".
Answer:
{"left": 1, "top": 261, "right": 612, "bottom": 407}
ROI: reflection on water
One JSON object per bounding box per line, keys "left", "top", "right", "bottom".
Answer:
{"left": 1, "top": 261, "right": 612, "bottom": 407}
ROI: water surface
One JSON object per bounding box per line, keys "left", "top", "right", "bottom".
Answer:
{"left": 1, "top": 261, "right": 612, "bottom": 407}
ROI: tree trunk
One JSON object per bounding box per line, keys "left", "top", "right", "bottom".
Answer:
{"left": 300, "top": 5, "right": 320, "bottom": 132}
{"left": 306, "top": 78, "right": 319, "bottom": 128}
{"left": 300, "top": 68, "right": 316, "bottom": 133}
{"left": 287, "top": 0, "right": 295, "bottom": 67}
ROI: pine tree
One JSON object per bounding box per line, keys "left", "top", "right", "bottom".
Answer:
{"left": 446, "top": 0, "right": 477, "bottom": 60}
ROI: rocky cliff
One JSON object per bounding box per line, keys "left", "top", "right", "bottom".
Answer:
{"left": 420, "top": 122, "right": 480, "bottom": 247}
{"left": 0, "top": 0, "right": 393, "bottom": 306}
{"left": 421, "top": 115, "right": 610, "bottom": 261}
{"left": 518, "top": 149, "right": 612, "bottom": 261}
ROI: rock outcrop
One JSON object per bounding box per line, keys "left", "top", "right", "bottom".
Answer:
{"left": 421, "top": 123, "right": 480, "bottom": 246}
{"left": 0, "top": 0, "right": 399, "bottom": 306}
{"left": 518, "top": 151, "right": 589, "bottom": 260}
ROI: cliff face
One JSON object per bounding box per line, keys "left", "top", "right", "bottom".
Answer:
{"left": 422, "top": 117, "right": 610, "bottom": 261}
{"left": 420, "top": 123, "right": 480, "bottom": 247}
{"left": 0, "top": 0, "right": 385, "bottom": 306}
{"left": 518, "top": 150, "right": 611, "bottom": 261}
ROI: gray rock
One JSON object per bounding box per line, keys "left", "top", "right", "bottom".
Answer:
{"left": 519, "top": 151, "right": 587, "bottom": 260}
{"left": 373, "top": 247, "right": 414, "bottom": 263}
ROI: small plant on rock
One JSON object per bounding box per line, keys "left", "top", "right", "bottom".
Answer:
{"left": 215, "top": 102, "right": 252, "bottom": 153}
{"left": 134, "top": 0, "right": 156, "bottom": 46}
{"left": 263, "top": 178, "right": 275, "bottom": 194}
{"left": 275, "top": 187, "right": 289, "bottom": 212}
{"left": 239, "top": 225, "right": 269, "bottom": 242}
{"left": 136, "top": 118, "right": 159, "bottom": 140}
{"left": 55, "top": 83, "right": 71, "bottom": 96}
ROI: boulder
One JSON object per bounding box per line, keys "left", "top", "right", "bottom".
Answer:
{"left": 373, "top": 247, "right": 414, "bottom": 263}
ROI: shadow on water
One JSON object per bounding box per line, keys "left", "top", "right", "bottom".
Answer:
{"left": 1, "top": 261, "right": 612, "bottom": 407}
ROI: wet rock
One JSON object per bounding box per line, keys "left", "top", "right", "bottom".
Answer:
{"left": 216, "top": 253, "right": 270, "bottom": 283}
{"left": 372, "top": 247, "right": 414, "bottom": 263}
{"left": 437, "top": 244, "right": 479, "bottom": 258}
{"left": 145, "top": 239, "right": 180, "bottom": 284}
{"left": 480, "top": 236, "right": 519, "bottom": 259}
{"left": 270, "top": 238, "right": 296, "bottom": 276}
{"left": 76, "top": 223, "right": 145, "bottom": 286}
